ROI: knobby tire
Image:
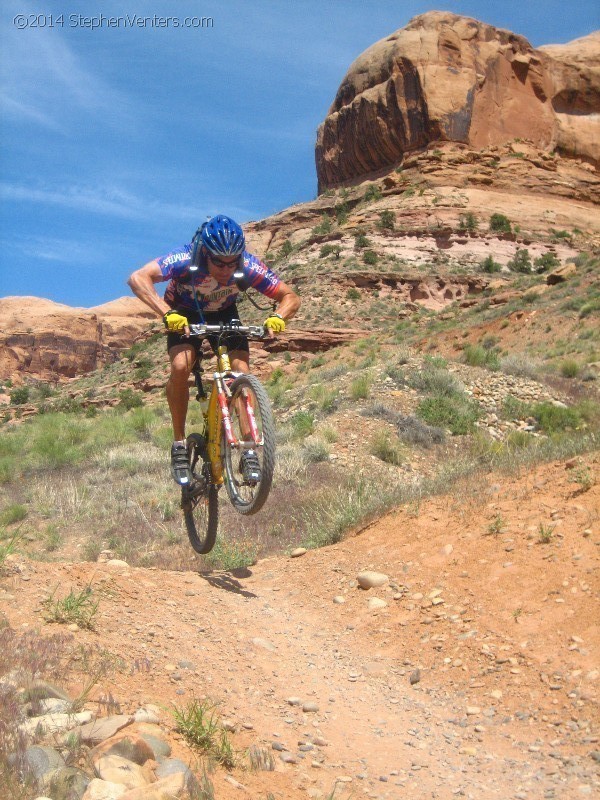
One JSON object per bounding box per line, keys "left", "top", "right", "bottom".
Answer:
{"left": 223, "top": 374, "right": 276, "bottom": 515}
{"left": 182, "top": 433, "right": 219, "bottom": 554}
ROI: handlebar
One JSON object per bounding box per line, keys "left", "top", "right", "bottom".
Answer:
{"left": 188, "top": 322, "right": 268, "bottom": 340}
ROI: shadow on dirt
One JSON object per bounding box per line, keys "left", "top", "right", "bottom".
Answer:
{"left": 199, "top": 569, "right": 257, "bottom": 598}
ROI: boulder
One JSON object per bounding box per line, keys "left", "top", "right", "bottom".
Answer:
{"left": 316, "top": 12, "right": 600, "bottom": 190}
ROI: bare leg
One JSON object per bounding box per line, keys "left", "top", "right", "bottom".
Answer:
{"left": 229, "top": 349, "right": 252, "bottom": 440}
{"left": 167, "top": 344, "right": 197, "bottom": 441}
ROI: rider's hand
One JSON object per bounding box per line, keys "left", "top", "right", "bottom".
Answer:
{"left": 163, "top": 310, "right": 189, "bottom": 333}
{"left": 264, "top": 314, "right": 286, "bottom": 334}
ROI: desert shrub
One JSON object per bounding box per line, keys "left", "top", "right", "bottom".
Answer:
{"left": 354, "top": 234, "right": 371, "bottom": 249}
{"left": 335, "top": 202, "right": 349, "bottom": 225}
{"left": 364, "top": 184, "right": 382, "bottom": 202}
{"left": 279, "top": 239, "right": 293, "bottom": 259}
{"left": 350, "top": 374, "right": 371, "bottom": 400}
{"left": 416, "top": 394, "right": 481, "bottom": 435}
{"left": 10, "top": 387, "right": 30, "bottom": 406}
{"left": 363, "top": 250, "right": 378, "bottom": 265}
{"left": 346, "top": 287, "right": 360, "bottom": 301}
{"left": 534, "top": 252, "right": 560, "bottom": 272}
{"left": 302, "top": 436, "right": 331, "bottom": 463}
{"left": 320, "top": 244, "right": 341, "bottom": 258}
{"left": 531, "top": 402, "right": 581, "bottom": 433}
{"left": 378, "top": 210, "right": 395, "bottom": 230}
{"left": 489, "top": 213, "right": 512, "bottom": 233}
{"left": 118, "top": 389, "right": 144, "bottom": 410}
{"left": 500, "top": 353, "right": 541, "bottom": 379}
{"left": 0, "top": 504, "right": 27, "bottom": 526}
{"left": 507, "top": 249, "right": 532, "bottom": 273}
{"left": 312, "top": 215, "right": 332, "bottom": 235}
{"left": 408, "top": 365, "right": 463, "bottom": 397}
{"left": 559, "top": 359, "right": 580, "bottom": 379}
{"left": 462, "top": 344, "right": 500, "bottom": 370}
{"left": 308, "top": 384, "right": 338, "bottom": 413}
{"left": 480, "top": 255, "right": 501, "bottom": 273}
{"left": 370, "top": 429, "right": 404, "bottom": 465}
{"left": 289, "top": 411, "right": 314, "bottom": 439}
{"left": 458, "top": 212, "right": 478, "bottom": 232}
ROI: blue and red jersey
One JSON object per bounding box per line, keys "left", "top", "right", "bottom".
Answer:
{"left": 157, "top": 244, "right": 281, "bottom": 313}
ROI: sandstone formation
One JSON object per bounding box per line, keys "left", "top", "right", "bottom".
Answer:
{"left": 315, "top": 12, "right": 599, "bottom": 190}
{"left": 0, "top": 296, "right": 156, "bottom": 382}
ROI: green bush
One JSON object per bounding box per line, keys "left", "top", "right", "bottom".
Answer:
{"left": 370, "top": 429, "right": 404, "bottom": 465}
{"left": 118, "top": 389, "right": 144, "bottom": 410}
{"left": 531, "top": 402, "right": 581, "bottom": 433}
{"left": 0, "top": 504, "right": 27, "bottom": 526}
{"left": 480, "top": 255, "right": 501, "bottom": 273}
{"left": 489, "top": 213, "right": 512, "bottom": 233}
{"left": 346, "top": 287, "right": 360, "bottom": 301}
{"left": 354, "top": 234, "right": 371, "bottom": 249}
{"left": 459, "top": 212, "right": 478, "bottom": 232}
{"left": 320, "top": 244, "right": 341, "bottom": 258}
{"left": 560, "top": 359, "right": 580, "bottom": 379}
{"left": 377, "top": 210, "right": 395, "bottom": 230}
{"left": 534, "top": 252, "right": 560, "bottom": 272}
{"left": 312, "top": 216, "right": 332, "bottom": 235}
{"left": 507, "top": 249, "right": 532, "bottom": 274}
{"left": 350, "top": 374, "right": 371, "bottom": 400}
{"left": 279, "top": 240, "right": 293, "bottom": 259}
{"left": 335, "top": 202, "right": 349, "bottom": 225}
{"left": 462, "top": 344, "right": 500, "bottom": 370}
{"left": 289, "top": 411, "right": 314, "bottom": 439}
{"left": 416, "top": 395, "right": 481, "bottom": 435}
{"left": 364, "top": 184, "right": 382, "bottom": 202}
{"left": 10, "top": 387, "right": 30, "bottom": 405}
{"left": 363, "top": 250, "right": 378, "bottom": 266}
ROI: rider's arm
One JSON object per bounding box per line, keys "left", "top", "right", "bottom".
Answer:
{"left": 271, "top": 281, "right": 301, "bottom": 321}
{"left": 127, "top": 260, "right": 173, "bottom": 320}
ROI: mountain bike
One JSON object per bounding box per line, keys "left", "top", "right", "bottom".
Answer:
{"left": 180, "top": 322, "right": 276, "bottom": 554}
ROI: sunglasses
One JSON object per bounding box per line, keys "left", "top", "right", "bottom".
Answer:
{"left": 208, "top": 253, "right": 241, "bottom": 269}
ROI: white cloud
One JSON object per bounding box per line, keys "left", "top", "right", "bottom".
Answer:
{"left": 0, "top": 1, "right": 134, "bottom": 132}
{"left": 0, "top": 180, "right": 258, "bottom": 224}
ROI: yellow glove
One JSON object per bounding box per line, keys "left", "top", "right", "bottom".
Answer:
{"left": 264, "top": 314, "right": 286, "bottom": 333}
{"left": 163, "top": 310, "right": 189, "bottom": 332}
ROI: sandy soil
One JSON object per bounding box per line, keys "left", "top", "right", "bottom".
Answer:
{"left": 3, "top": 454, "right": 599, "bottom": 799}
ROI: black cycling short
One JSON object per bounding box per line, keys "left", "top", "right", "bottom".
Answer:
{"left": 166, "top": 304, "right": 249, "bottom": 357}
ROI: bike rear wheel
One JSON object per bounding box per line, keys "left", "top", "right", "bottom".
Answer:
{"left": 222, "top": 374, "right": 275, "bottom": 515}
{"left": 182, "top": 433, "right": 219, "bottom": 554}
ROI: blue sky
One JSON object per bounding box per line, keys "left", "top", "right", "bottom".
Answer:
{"left": 1, "top": 0, "right": 598, "bottom": 307}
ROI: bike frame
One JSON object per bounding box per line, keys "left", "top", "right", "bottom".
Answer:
{"left": 197, "top": 342, "right": 263, "bottom": 485}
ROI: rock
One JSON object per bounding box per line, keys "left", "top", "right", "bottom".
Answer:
{"left": 290, "top": 548, "right": 307, "bottom": 558}
{"left": 21, "top": 711, "right": 93, "bottom": 737}
{"left": 466, "top": 706, "right": 481, "bottom": 716}
{"left": 0, "top": 296, "right": 155, "bottom": 382}
{"left": 38, "top": 698, "right": 73, "bottom": 715}
{"left": 77, "top": 716, "right": 133, "bottom": 746}
{"left": 546, "top": 263, "right": 577, "bottom": 284}
{"left": 410, "top": 669, "right": 421, "bottom": 685}
{"left": 133, "top": 708, "right": 159, "bottom": 724}
{"left": 25, "top": 746, "right": 65, "bottom": 782}
{"left": 316, "top": 12, "right": 600, "bottom": 191}
{"left": 46, "top": 767, "right": 91, "bottom": 800}
{"left": 91, "top": 733, "right": 155, "bottom": 767}
{"left": 357, "top": 571, "right": 389, "bottom": 589}
{"left": 441, "top": 544, "right": 454, "bottom": 556}
{"left": 94, "top": 755, "right": 150, "bottom": 790}
{"left": 118, "top": 773, "right": 186, "bottom": 800}
{"left": 252, "top": 637, "right": 277, "bottom": 652}
{"left": 81, "top": 779, "right": 126, "bottom": 800}
{"left": 138, "top": 733, "right": 171, "bottom": 761}
{"left": 105, "top": 560, "right": 129, "bottom": 571}
{"left": 368, "top": 597, "right": 388, "bottom": 610}
{"left": 302, "top": 702, "right": 319, "bottom": 713}
{"left": 333, "top": 595, "right": 345, "bottom": 604}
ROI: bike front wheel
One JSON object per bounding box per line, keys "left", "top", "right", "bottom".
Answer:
{"left": 222, "top": 374, "right": 276, "bottom": 515}
{"left": 182, "top": 433, "right": 219, "bottom": 554}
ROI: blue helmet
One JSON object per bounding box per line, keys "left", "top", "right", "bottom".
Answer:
{"left": 191, "top": 215, "right": 245, "bottom": 266}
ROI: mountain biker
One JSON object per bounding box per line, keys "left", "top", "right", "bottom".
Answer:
{"left": 128, "top": 214, "right": 300, "bottom": 486}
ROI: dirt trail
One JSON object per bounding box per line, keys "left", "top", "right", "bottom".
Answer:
{"left": 4, "top": 455, "right": 599, "bottom": 799}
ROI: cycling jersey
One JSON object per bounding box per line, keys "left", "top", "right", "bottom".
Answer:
{"left": 157, "top": 244, "right": 281, "bottom": 313}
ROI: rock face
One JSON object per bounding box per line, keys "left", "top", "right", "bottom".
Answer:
{"left": 0, "top": 296, "right": 156, "bottom": 382}
{"left": 315, "top": 12, "right": 599, "bottom": 190}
